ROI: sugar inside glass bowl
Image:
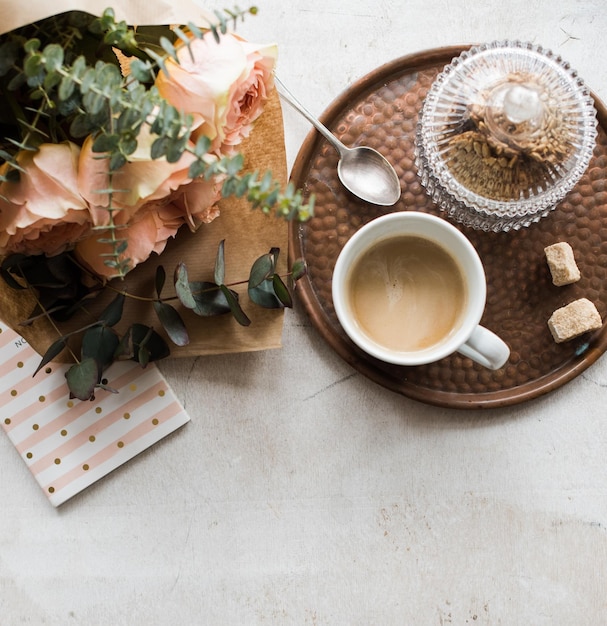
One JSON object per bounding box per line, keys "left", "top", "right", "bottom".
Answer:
{"left": 415, "top": 41, "right": 598, "bottom": 232}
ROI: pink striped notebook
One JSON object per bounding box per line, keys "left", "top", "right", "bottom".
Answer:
{"left": 0, "top": 322, "right": 190, "bottom": 506}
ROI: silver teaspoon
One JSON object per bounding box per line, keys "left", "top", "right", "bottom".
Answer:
{"left": 275, "top": 76, "right": 401, "bottom": 206}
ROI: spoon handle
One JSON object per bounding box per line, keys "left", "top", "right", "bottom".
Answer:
{"left": 274, "top": 75, "right": 347, "bottom": 155}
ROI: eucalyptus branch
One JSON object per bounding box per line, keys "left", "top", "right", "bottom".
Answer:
{"left": 9, "top": 26, "right": 313, "bottom": 224}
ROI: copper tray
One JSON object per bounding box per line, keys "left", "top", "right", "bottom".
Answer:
{"left": 288, "top": 46, "right": 607, "bottom": 409}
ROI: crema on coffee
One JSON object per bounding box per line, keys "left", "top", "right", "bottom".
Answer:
{"left": 346, "top": 235, "right": 467, "bottom": 352}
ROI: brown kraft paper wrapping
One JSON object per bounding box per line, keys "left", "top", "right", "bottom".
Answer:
{"left": 0, "top": 4, "right": 289, "bottom": 360}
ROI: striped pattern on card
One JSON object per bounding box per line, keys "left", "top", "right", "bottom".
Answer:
{"left": 0, "top": 322, "right": 190, "bottom": 506}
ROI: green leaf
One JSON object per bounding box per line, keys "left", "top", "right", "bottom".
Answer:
{"left": 33, "top": 337, "right": 67, "bottom": 377}
{"left": 220, "top": 285, "right": 250, "bottom": 326}
{"left": 66, "top": 358, "right": 100, "bottom": 401}
{"left": 42, "top": 43, "right": 64, "bottom": 71}
{"left": 138, "top": 344, "right": 151, "bottom": 367}
{"left": 129, "top": 323, "right": 170, "bottom": 364}
{"left": 129, "top": 58, "right": 153, "bottom": 83}
{"left": 193, "top": 135, "right": 211, "bottom": 157}
{"left": 24, "top": 38, "right": 41, "bottom": 54}
{"left": 151, "top": 136, "right": 170, "bottom": 160}
{"left": 81, "top": 325, "right": 120, "bottom": 371}
{"left": 290, "top": 258, "right": 308, "bottom": 281}
{"left": 188, "top": 281, "right": 231, "bottom": 317}
{"left": 188, "top": 159, "right": 206, "bottom": 179}
{"left": 0, "top": 40, "right": 19, "bottom": 76}
{"left": 165, "top": 136, "right": 188, "bottom": 163}
{"left": 272, "top": 274, "right": 293, "bottom": 307}
{"left": 214, "top": 240, "right": 226, "bottom": 286}
{"left": 248, "top": 252, "right": 275, "bottom": 289}
{"left": 119, "top": 134, "right": 138, "bottom": 156}
{"left": 153, "top": 301, "right": 189, "bottom": 346}
{"left": 174, "top": 263, "right": 197, "bottom": 309}
{"left": 248, "top": 279, "right": 283, "bottom": 309}
{"left": 109, "top": 152, "right": 127, "bottom": 171}
{"left": 155, "top": 265, "right": 166, "bottom": 298}
{"left": 92, "top": 133, "right": 119, "bottom": 153}
{"left": 58, "top": 74, "right": 76, "bottom": 100}
{"left": 144, "top": 47, "right": 167, "bottom": 76}
{"left": 24, "top": 53, "right": 43, "bottom": 79}
{"left": 99, "top": 292, "right": 125, "bottom": 327}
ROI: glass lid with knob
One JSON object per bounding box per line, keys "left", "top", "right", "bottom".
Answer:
{"left": 415, "top": 40, "right": 598, "bottom": 232}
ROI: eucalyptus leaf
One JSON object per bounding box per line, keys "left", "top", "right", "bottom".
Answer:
{"left": 153, "top": 301, "right": 189, "bottom": 347}
{"left": 290, "top": 258, "right": 308, "bottom": 281}
{"left": 248, "top": 252, "right": 274, "bottom": 289}
{"left": 119, "top": 324, "right": 170, "bottom": 365}
{"left": 272, "top": 274, "right": 293, "bottom": 308}
{"left": 174, "top": 263, "right": 197, "bottom": 309}
{"left": 109, "top": 152, "right": 127, "bottom": 171}
{"left": 42, "top": 43, "right": 64, "bottom": 71}
{"left": 99, "top": 292, "right": 125, "bottom": 327}
{"left": 155, "top": 265, "right": 166, "bottom": 298}
{"left": 188, "top": 159, "right": 206, "bottom": 179}
{"left": 188, "top": 281, "right": 231, "bottom": 317}
{"left": 248, "top": 279, "right": 282, "bottom": 309}
{"left": 81, "top": 325, "right": 120, "bottom": 371}
{"left": 214, "top": 239, "right": 226, "bottom": 286}
{"left": 66, "top": 358, "right": 100, "bottom": 401}
{"left": 129, "top": 58, "right": 153, "bottom": 83}
{"left": 92, "top": 133, "right": 119, "bottom": 153}
{"left": 33, "top": 337, "right": 67, "bottom": 376}
{"left": 221, "top": 285, "right": 250, "bottom": 326}
{"left": 138, "top": 344, "right": 151, "bottom": 367}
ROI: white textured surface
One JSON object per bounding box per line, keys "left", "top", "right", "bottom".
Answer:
{"left": 2, "top": 1, "right": 607, "bottom": 624}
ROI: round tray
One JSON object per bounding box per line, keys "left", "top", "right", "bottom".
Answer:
{"left": 288, "top": 46, "right": 607, "bottom": 409}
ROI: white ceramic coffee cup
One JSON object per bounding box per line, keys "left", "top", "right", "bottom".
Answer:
{"left": 331, "top": 212, "right": 510, "bottom": 369}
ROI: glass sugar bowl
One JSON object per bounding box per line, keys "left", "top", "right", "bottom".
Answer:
{"left": 415, "top": 41, "right": 598, "bottom": 232}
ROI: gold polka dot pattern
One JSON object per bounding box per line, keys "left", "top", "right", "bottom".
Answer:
{"left": 0, "top": 322, "right": 190, "bottom": 505}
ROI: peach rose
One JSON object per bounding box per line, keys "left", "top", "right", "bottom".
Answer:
{"left": 75, "top": 127, "right": 223, "bottom": 278}
{"left": 78, "top": 129, "right": 196, "bottom": 226}
{"left": 74, "top": 176, "right": 222, "bottom": 280}
{"left": 74, "top": 201, "right": 186, "bottom": 279}
{"left": 0, "top": 142, "right": 91, "bottom": 256}
{"left": 155, "top": 32, "right": 277, "bottom": 155}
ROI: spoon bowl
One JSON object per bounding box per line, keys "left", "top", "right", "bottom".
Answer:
{"left": 275, "top": 76, "right": 401, "bottom": 206}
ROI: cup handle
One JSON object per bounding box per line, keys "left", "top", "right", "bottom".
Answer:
{"left": 457, "top": 325, "right": 510, "bottom": 370}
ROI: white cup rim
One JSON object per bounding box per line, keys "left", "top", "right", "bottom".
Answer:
{"left": 331, "top": 212, "right": 487, "bottom": 366}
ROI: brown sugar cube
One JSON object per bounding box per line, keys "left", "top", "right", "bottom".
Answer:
{"left": 548, "top": 298, "right": 602, "bottom": 343}
{"left": 544, "top": 242, "right": 581, "bottom": 286}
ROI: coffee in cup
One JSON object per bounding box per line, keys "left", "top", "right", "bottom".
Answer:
{"left": 332, "top": 212, "right": 509, "bottom": 369}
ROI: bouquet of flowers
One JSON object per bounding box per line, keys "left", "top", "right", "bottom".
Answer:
{"left": 0, "top": 3, "right": 312, "bottom": 400}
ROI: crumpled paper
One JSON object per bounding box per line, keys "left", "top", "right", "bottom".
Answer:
{"left": 0, "top": 1, "right": 289, "bottom": 360}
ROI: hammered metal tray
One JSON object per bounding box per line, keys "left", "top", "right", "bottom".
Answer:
{"left": 288, "top": 46, "right": 607, "bottom": 409}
